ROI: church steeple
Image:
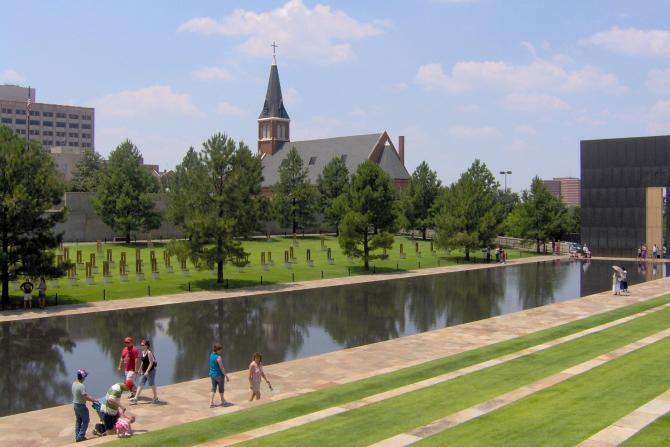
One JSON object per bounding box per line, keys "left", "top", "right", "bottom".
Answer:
{"left": 258, "top": 43, "right": 290, "bottom": 156}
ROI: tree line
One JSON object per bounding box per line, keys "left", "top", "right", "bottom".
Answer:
{"left": 0, "top": 127, "right": 579, "bottom": 307}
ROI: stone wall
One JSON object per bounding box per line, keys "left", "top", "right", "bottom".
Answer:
{"left": 54, "top": 192, "right": 183, "bottom": 242}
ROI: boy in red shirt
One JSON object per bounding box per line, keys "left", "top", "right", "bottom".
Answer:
{"left": 117, "top": 337, "right": 139, "bottom": 398}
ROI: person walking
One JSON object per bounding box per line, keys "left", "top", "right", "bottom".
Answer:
{"left": 130, "top": 339, "right": 159, "bottom": 404}
{"left": 117, "top": 337, "right": 139, "bottom": 398}
{"left": 20, "top": 278, "right": 34, "bottom": 310}
{"left": 653, "top": 244, "right": 659, "bottom": 259}
{"left": 209, "top": 343, "right": 230, "bottom": 408}
{"left": 37, "top": 277, "right": 47, "bottom": 309}
{"left": 248, "top": 352, "right": 272, "bottom": 402}
{"left": 100, "top": 380, "right": 133, "bottom": 436}
{"left": 620, "top": 267, "right": 628, "bottom": 294}
{"left": 612, "top": 270, "right": 621, "bottom": 295}
{"left": 72, "top": 368, "right": 96, "bottom": 443}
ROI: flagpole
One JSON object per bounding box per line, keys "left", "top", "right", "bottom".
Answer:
{"left": 26, "top": 86, "right": 31, "bottom": 151}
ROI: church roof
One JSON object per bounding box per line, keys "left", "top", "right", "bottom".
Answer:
{"left": 261, "top": 133, "right": 410, "bottom": 187}
{"left": 259, "top": 63, "right": 290, "bottom": 120}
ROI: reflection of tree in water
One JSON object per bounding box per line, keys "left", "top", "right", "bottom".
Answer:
{"left": 316, "top": 281, "right": 406, "bottom": 347}
{"left": 517, "top": 261, "right": 568, "bottom": 309}
{"left": 165, "top": 295, "right": 312, "bottom": 382}
{"left": 0, "top": 319, "right": 74, "bottom": 416}
{"left": 85, "top": 307, "right": 162, "bottom": 371}
{"left": 404, "top": 277, "right": 451, "bottom": 333}
{"left": 424, "top": 268, "right": 505, "bottom": 327}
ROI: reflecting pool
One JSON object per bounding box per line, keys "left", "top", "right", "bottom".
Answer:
{"left": 0, "top": 259, "right": 663, "bottom": 416}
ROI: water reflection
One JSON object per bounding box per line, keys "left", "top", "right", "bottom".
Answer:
{"left": 1, "top": 260, "right": 656, "bottom": 416}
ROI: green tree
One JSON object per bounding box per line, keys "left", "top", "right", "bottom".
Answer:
{"left": 93, "top": 140, "right": 160, "bottom": 243}
{"left": 505, "top": 176, "right": 567, "bottom": 253}
{"left": 338, "top": 161, "right": 397, "bottom": 271}
{"left": 316, "top": 156, "right": 350, "bottom": 234}
{"left": 0, "top": 127, "right": 66, "bottom": 308}
{"left": 168, "top": 134, "right": 264, "bottom": 284}
{"left": 399, "top": 161, "right": 441, "bottom": 240}
{"left": 69, "top": 149, "right": 104, "bottom": 192}
{"left": 272, "top": 147, "right": 318, "bottom": 234}
{"left": 433, "top": 160, "right": 502, "bottom": 261}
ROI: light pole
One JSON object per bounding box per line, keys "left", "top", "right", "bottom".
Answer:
{"left": 499, "top": 170, "right": 512, "bottom": 191}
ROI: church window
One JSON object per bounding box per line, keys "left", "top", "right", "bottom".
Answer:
{"left": 309, "top": 156, "right": 317, "bottom": 165}
{"left": 278, "top": 124, "right": 284, "bottom": 140}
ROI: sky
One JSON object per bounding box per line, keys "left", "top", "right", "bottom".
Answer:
{"left": 2, "top": 0, "right": 670, "bottom": 191}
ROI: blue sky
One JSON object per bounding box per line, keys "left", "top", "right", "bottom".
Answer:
{"left": 2, "top": 0, "right": 670, "bottom": 191}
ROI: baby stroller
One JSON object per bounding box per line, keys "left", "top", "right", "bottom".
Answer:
{"left": 91, "top": 399, "right": 107, "bottom": 436}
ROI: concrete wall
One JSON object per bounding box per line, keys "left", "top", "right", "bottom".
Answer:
{"left": 55, "top": 192, "right": 183, "bottom": 242}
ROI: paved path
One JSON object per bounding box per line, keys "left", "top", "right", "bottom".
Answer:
{"left": 370, "top": 329, "right": 670, "bottom": 447}
{"left": 1, "top": 262, "right": 668, "bottom": 447}
{"left": 0, "top": 255, "right": 558, "bottom": 322}
{"left": 197, "top": 303, "right": 670, "bottom": 446}
{"left": 578, "top": 389, "right": 670, "bottom": 447}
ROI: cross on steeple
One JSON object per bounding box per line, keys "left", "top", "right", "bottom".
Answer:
{"left": 271, "top": 41, "right": 278, "bottom": 55}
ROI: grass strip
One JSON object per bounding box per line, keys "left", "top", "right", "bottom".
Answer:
{"left": 417, "top": 337, "right": 670, "bottom": 447}
{"left": 620, "top": 412, "right": 670, "bottom": 447}
{"left": 234, "top": 306, "right": 670, "bottom": 446}
{"left": 108, "top": 294, "right": 670, "bottom": 447}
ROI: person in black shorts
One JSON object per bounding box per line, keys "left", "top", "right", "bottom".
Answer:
{"left": 20, "top": 278, "right": 34, "bottom": 310}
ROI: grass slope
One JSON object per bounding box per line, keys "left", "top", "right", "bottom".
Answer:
{"left": 418, "top": 338, "right": 670, "bottom": 447}
{"left": 621, "top": 413, "right": 670, "bottom": 447}
{"left": 7, "top": 236, "right": 535, "bottom": 305}
{"left": 105, "top": 295, "right": 670, "bottom": 447}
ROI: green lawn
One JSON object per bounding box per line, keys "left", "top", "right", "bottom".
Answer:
{"left": 417, "top": 338, "right": 670, "bottom": 447}
{"left": 239, "top": 305, "right": 670, "bottom": 447}
{"left": 7, "top": 235, "right": 536, "bottom": 305}
{"left": 105, "top": 294, "right": 670, "bottom": 447}
{"left": 621, "top": 413, "right": 670, "bottom": 447}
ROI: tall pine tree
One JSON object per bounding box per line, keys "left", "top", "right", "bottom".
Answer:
{"left": 0, "top": 127, "right": 66, "bottom": 308}
{"left": 399, "top": 161, "right": 441, "bottom": 240}
{"left": 94, "top": 140, "right": 160, "bottom": 243}
{"left": 272, "top": 147, "right": 318, "bottom": 234}
{"left": 338, "top": 161, "right": 397, "bottom": 271}
{"left": 316, "top": 156, "right": 350, "bottom": 234}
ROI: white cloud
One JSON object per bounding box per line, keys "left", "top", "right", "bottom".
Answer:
{"left": 390, "top": 82, "right": 408, "bottom": 92}
{"left": 646, "top": 68, "right": 670, "bottom": 94}
{"left": 458, "top": 104, "right": 480, "bottom": 113}
{"left": 503, "top": 93, "right": 570, "bottom": 112}
{"left": 514, "top": 125, "right": 537, "bottom": 135}
{"left": 415, "top": 60, "right": 625, "bottom": 94}
{"left": 447, "top": 126, "right": 500, "bottom": 138}
{"left": 283, "top": 87, "right": 300, "bottom": 105}
{"left": 215, "top": 101, "right": 244, "bottom": 116}
{"left": 95, "top": 85, "right": 202, "bottom": 118}
{"left": 0, "top": 69, "right": 23, "bottom": 84}
{"left": 178, "top": 0, "right": 385, "bottom": 64}
{"left": 649, "top": 100, "right": 670, "bottom": 133}
{"left": 191, "top": 66, "right": 233, "bottom": 81}
{"left": 582, "top": 27, "right": 670, "bottom": 57}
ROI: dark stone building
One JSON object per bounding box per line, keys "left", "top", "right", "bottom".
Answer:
{"left": 581, "top": 135, "right": 670, "bottom": 256}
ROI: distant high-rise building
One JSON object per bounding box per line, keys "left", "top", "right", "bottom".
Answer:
{"left": 0, "top": 84, "right": 94, "bottom": 154}
{"left": 542, "top": 177, "right": 581, "bottom": 207}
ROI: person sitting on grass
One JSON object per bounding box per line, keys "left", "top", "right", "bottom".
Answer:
{"left": 209, "top": 343, "right": 230, "bottom": 408}
{"left": 249, "top": 352, "right": 272, "bottom": 401}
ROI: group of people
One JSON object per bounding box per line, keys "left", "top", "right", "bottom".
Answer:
{"left": 637, "top": 243, "right": 667, "bottom": 260}
{"left": 481, "top": 246, "right": 507, "bottom": 263}
{"left": 71, "top": 337, "right": 273, "bottom": 443}
{"left": 70, "top": 336, "right": 158, "bottom": 442}
{"left": 19, "top": 277, "right": 47, "bottom": 309}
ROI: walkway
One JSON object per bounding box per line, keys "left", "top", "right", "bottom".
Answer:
{"left": 0, "top": 262, "right": 668, "bottom": 446}
{"left": 0, "top": 255, "right": 558, "bottom": 322}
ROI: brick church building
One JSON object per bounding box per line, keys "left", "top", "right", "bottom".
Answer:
{"left": 258, "top": 57, "right": 410, "bottom": 191}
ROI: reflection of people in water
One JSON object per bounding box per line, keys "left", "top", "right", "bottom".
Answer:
{"left": 638, "top": 262, "right": 647, "bottom": 275}
{"left": 653, "top": 263, "right": 658, "bottom": 276}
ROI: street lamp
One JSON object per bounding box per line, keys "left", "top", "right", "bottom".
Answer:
{"left": 499, "top": 171, "right": 512, "bottom": 191}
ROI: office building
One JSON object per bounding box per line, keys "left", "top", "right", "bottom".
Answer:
{"left": 542, "top": 177, "right": 581, "bottom": 207}
{"left": 0, "top": 84, "right": 94, "bottom": 153}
